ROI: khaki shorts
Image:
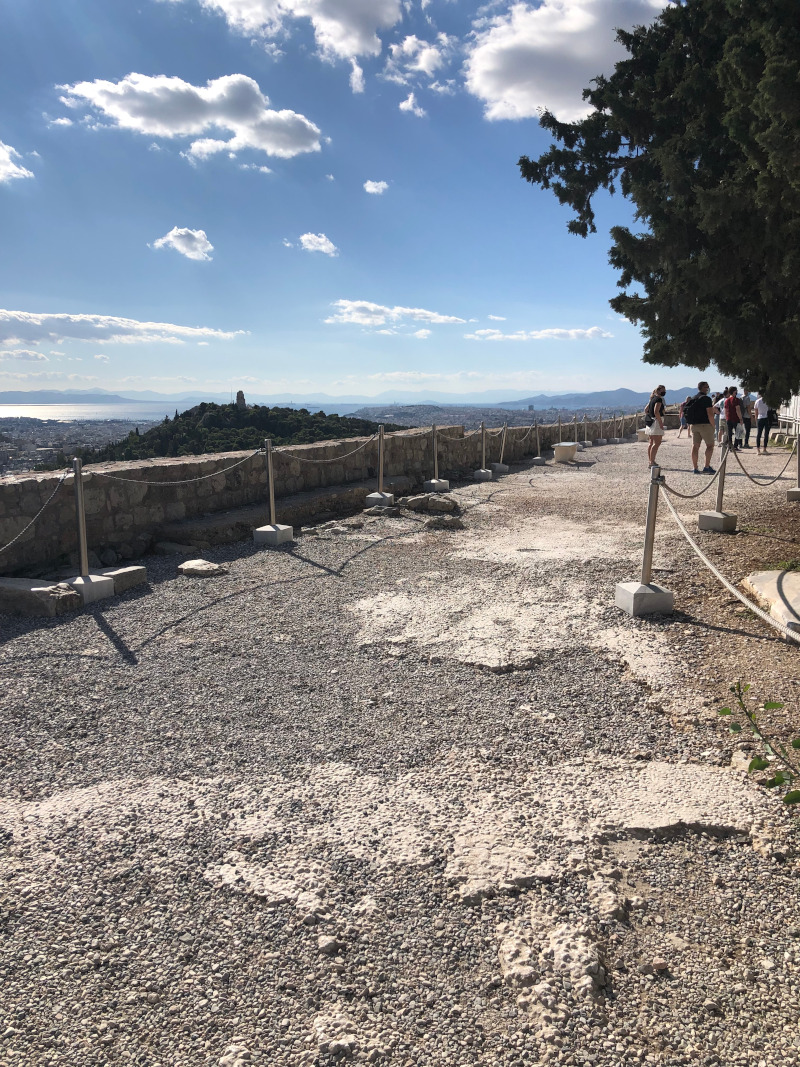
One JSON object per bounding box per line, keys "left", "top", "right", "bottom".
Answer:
{"left": 692, "top": 422, "right": 715, "bottom": 447}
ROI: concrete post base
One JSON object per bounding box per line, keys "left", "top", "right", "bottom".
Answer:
{"left": 424, "top": 478, "right": 450, "bottom": 492}
{"left": 575, "top": 442, "right": 585, "bottom": 452}
{"left": 253, "top": 523, "right": 295, "bottom": 545}
{"left": 608, "top": 436, "right": 622, "bottom": 444}
{"left": 788, "top": 488, "right": 800, "bottom": 502}
{"left": 473, "top": 469, "right": 494, "bottom": 481}
{"left": 594, "top": 438, "right": 607, "bottom": 446}
{"left": 698, "top": 510, "right": 738, "bottom": 533}
{"left": 68, "top": 574, "right": 116, "bottom": 605}
{"left": 531, "top": 457, "right": 546, "bottom": 466}
{"left": 365, "top": 491, "right": 395, "bottom": 507}
{"left": 553, "top": 442, "right": 578, "bottom": 463}
{"left": 490, "top": 462, "right": 509, "bottom": 474}
{"left": 615, "top": 581, "right": 674, "bottom": 617}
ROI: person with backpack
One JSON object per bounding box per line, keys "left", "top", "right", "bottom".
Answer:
{"left": 644, "top": 385, "right": 667, "bottom": 466}
{"left": 677, "top": 395, "right": 691, "bottom": 437}
{"left": 685, "top": 381, "right": 716, "bottom": 474}
{"left": 724, "top": 387, "right": 743, "bottom": 450}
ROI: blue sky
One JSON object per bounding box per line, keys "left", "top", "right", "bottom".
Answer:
{"left": 0, "top": 0, "right": 698, "bottom": 400}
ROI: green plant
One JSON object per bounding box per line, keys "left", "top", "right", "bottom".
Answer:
{"left": 719, "top": 682, "right": 800, "bottom": 805}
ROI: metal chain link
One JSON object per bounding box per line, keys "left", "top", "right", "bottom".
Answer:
{"left": 91, "top": 449, "right": 262, "bottom": 486}
{"left": 730, "top": 439, "right": 797, "bottom": 487}
{"left": 661, "top": 491, "right": 800, "bottom": 645}
{"left": 0, "top": 469, "right": 69, "bottom": 557}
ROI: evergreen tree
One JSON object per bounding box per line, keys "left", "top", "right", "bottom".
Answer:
{"left": 518, "top": 0, "right": 800, "bottom": 403}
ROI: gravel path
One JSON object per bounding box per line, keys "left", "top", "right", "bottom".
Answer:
{"left": 2, "top": 434, "right": 799, "bottom": 1067}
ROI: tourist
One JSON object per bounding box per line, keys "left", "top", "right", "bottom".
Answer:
{"left": 685, "top": 381, "right": 716, "bottom": 474}
{"left": 740, "top": 387, "right": 753, "bottom": 448}
{"left": 677, "top": 395, "right": 691, "bottom": 438}
{"left": 754, "top": 392, "right": 770, "bottom": 453}
{"left": 724, "top": 386, "right": 743, "bottom": 450}
{"left": 716, "top": 387, "right": 729, "bottom": 444}
{"left": 644, "top": 385, "right": 667, "bottom": 466}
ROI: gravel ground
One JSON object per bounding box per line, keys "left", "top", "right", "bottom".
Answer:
{"left": 1, "top": 433, "right": 800, "bottom": 1067}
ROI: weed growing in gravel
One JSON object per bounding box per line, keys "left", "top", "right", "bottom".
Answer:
{"left": 720, "top": 681, "right": 800, "bottom": 806}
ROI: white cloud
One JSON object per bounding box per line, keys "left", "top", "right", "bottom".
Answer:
{"left": 398, "top": 91, "right": 426, "bottom": 117}
{"left": 0, "top": 141, "right": 34, "bottom": 183}
{"left": 163, "top": 0, "right": 403, "bottom": 59}
{"left": 349, "top": 59, "right": 365, "bottom": 94}
{"left": 94, "top": 353, "right": 110, "bottom": 362}
{"left": 364, "top": 179, "right": 388, "bottom": 194}
{"left": 325, "top": 173, "right": 335, "bottom": 181}
{"left": 0, "top": 371, "right": 99, "bottom": 383}
{"left": 60, "top": 73, "right": 322, "bottom": 162}
{"left": 465, "top": 0, "right": 667, "bottom": 122}
{"left": 384, "top": 33, "right": 453, "bottom": 84}
{"left": 299, "top": 232, "right": 339, "bottom": 256}
{"left": 0, "top": 309, "right": 246, "bottom": 346}
{"left": 0, "top": 349, "right": 48, "bottom": 362}
{"left": 326, "top": 299, "right": 465, "bottom": 326}
{"left": 413, "top": 329, "right": 431, "bottom": 339}
{"left": 488, "top": 314, "right": 506, "bottom": 321}
{"left": 152, "top": 226, "right": 214, "bottom": 261}
{"left": 464, "top": 326, "right": 613, "bottom": 341}
{"left": 47, "top": 116, "right": 73, "bottom": 127}
{"left": 240, "top": 162, "right": 273, "bottom": 173}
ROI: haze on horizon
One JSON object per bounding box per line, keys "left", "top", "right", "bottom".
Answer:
{"left": 1, "top": 0, "right": 700, "bottom": 401}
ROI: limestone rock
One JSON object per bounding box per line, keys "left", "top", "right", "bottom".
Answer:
{"left": 424, "top": 515, "right": 464, "bottom": 531}
{"left": 178, "top": 558, "right": 228, "bottom": 577}
{"left": 0, "top": 578, "right": 82, "bottom": 618}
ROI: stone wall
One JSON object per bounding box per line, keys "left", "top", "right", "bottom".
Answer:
{"left": 0, "top": 416, "right": 642, "bottom": 575}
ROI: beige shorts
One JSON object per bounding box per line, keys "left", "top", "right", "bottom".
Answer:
{"left": 692, "top": 423, "right": 715, "bottom": 447}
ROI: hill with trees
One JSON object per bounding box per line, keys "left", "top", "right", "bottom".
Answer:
{"left": 54, "top": 403, "right": 405, "bottom": 466}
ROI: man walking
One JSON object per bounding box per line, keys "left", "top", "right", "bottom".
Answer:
{"left": 685, "top": 381, "right": 716, "bottom": 474}
{"left": 724, "top": 387, "right": 743, "bottom": 450}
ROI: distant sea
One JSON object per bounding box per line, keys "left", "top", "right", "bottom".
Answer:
{"left": 0, "top": 403, "right": 172, "bottom": 422}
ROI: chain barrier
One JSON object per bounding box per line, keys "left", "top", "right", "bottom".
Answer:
{"left": 280, "top": 433, "right": 378, "bottom": 465}
{"left": 661, "top": 491, "right": 800, "bottom": 645}
{"left": 92, "top": 449, "right": 262, "bottom": 485}
{"left": 0, "top": 468, "right": 70, "bottom": 557}
{"left": 730, "top": 439, "right": 797, "bottom": 487}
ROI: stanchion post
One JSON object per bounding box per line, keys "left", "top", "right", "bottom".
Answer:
{"left": 253, "top": 437, "right": 295, "bottom": 544}
{"left": 500, "top": 422, "right": 507, "bottom": 465}
{"left": 73, "top": 457, "right": 89, "bottom": 577}
{"left": 492, "top": 422, "right": 510, "bottom": 474}
{"left": 433, "top": 424, "right": 438, "bottom": 481}
{"left": 558, "top": 414, "right": 562, "bottom": 443}
{"left": 584, "top": 415, "right": 589, "bottom": 444}
{"left": 615, "top": 465, "right": 674, "bottom": 616}
{"left": 573, "top": 413, "right": 578, "bottom": 443}
{"left": 699, "top": 445, "right": 737, "bottom": 531}
{"left": 474, "top": 420, "right": 492, "bottom": 480}
{"left": 535, "top": 420, "right": 541, "bottom": 455}
{"left": 378, "top": 424, "right": 385, "bottom": 494}
{"left": 266, "top": 438, "right": 276, "bottom": 526}
{"left": 424, "top": 424, "right": 449, "bottom": 491}
{"left": 365, "top": 424, "right": 396, "bottom": 505}
{"left": 789, "top": 430, "right": 800, "bottom": 501}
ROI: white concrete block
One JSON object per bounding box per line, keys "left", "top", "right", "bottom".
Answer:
{"left": 97, "top": 565, "right": 147, "bottom": 593}
{"left": 637, "top": 430, "right": 648, "bottom": 442}
{"left": 490, "top": 462, "right": 510, "bottom": 473}
{"left": 68, "top": 574, "right": 116, "bottom": 605}
{"left": 698, "top": 510, "right": 738, "bottom": 533}
{"left": 365, "top": 492, "right": 395, "bottom": 508}
{"left": 615, "top": 581, "right": 674, "bottom": 617}
{"left": 553, "top": 443, "right": 578, "bottom": 463}
{"left": 787, "top": 487, "right": 800, "bottom": 502}
{"left": 743, "top": 570, "right": 800, "bottom": 633}
{"left": 0, "top": 578, "right": 82, "bottom": 617}
{"left": 473, "top": 469, "right": 494, "bottom": 481}
{"left": 253, "top": 523, "right": 295, "bottom": 546}
{"left": 423, "top": 478, "right": 450, "bottom": 492}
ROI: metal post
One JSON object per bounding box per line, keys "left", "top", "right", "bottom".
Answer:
{"left": 584, "top": 414, "right": 589, "bottom": 444}
{"left": 614, "top": 413, "right": 618, "bottom": 438}
{"left": 599, "top": 414, "right": 603, "bottom": 439}
{"left": 573, "top": 413, "right": 578, "bottom": 442}
{"left": 432, "top": 424, "right": 438, "bottom": 481}
{"left": 378, "top": 424, "right": 385, "bottom": 493}
{"left": 535, "top": 420, "right": 541, "bottom": 457}
{"left": 558, "top": 414, "right": 562, "bottom": 443}
{"left": 73, "top": 457, "right": 90, "bottom": 577}
{"left": 796, "top": 428, "right": 800, "bottom": 487}
{"left": 715, "top": 446, "right": 728, "bottom": 513}
{"left": 640, "top": 465, "right": 663, "bottom": 586}
{"left": 499, "top": 422, "right": 508, "bottom": 465}
{"left": 265, "top": 438, "right": 276, "bottom": 526}
{"left": 481, "top": 421, "right": 486, "bottom": 470}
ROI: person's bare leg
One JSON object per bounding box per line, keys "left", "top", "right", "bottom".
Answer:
{"left": 705, "top": 442, "right": 714, "bottom": 468}
{"left": 691, "top": 438, "right": 700, "bottom": 470}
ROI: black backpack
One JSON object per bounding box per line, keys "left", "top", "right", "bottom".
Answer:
{"left": 683, "top": 393, "right": 708, "bottom": 425}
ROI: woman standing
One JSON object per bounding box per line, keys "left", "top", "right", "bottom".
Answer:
{"left": 645, "top": 385, "right": 667, "bottom": 466}
{"left": 716, "top": 387, "right": 730, "bottom": 443}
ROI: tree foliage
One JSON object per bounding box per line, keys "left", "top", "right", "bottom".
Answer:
{"left": 518, "top": 0, "right": 800, "bottom": 403}
{"left": 57, "top": 404, "right": 403, "bottom": 466}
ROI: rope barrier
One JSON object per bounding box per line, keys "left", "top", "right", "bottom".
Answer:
{"left": 661, "top": 491, "right": 800, "bottom": 645}
{"left": 280, "top": 433, "right": 378, "bottom": 465}
{"left": 0, "top": 469, "right": 69, "bottom": 557}
{"left": 729, "top": 440, "right": 797, "bottom": 487}
{"left": 437, "top": 428, "right": 482, "bottom": 441}
{"left": 92, "top": 449, "right": 262, "bottom": 485}
{"left": 661, "top": 463, "right": 725, "bottom": 500}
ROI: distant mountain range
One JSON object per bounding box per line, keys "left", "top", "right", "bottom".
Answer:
{"left": 496, "top": 387, "right": 699, "bottom": 409}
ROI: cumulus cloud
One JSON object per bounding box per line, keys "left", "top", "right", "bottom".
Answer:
{"left": 240, "top": 162, "right": 272, "bottom": 173}
{"left": 0, "top": 309, "right": 246, "bottom": 347}
{"left": 163, "top": 0, "right": 403, "bottom": 59}
{"left": 0, "top": 349, "right": 48, "bottom": 362}
{"left": 364, "top": 179, "right": 388, "bottom": 194}
{"left": 94, "top": 354, "right": 110, "bottom": 362}
{"left": 59, "top": 73, "right": 322, "bottom": 162}
{"left": 349, "top": 59, "right": 365, "bottom": 93}
{"left": 488, "top": 314, "right": 506, "bottom": 321}
{"left": 384, "top": 33, "right": 453, "bottom": 84}
{"left": 47, "top": 116, "right": 73, "bottom": 127}
{"left": 413, "top": 329, "right": 431, "bottom": 339}
{"left": 465, "top": 0, "right": 667, "bottom": 122}
{"left": 326, "top": 299, "right": 465, "bottom": 326}
{"left": 464, "top": 326, "right": 613, "bottom": 341}
{"left": 152, "top": 226, "right": 214, "bottom": 261}
{"left": 398, "top": 92, "right": 426, "bottom": 117}
{"left": 299, "top": 233, "right": 339, "bottom": 256}
{"left": 0, "top": 141, "right": 34, "bottom": 183}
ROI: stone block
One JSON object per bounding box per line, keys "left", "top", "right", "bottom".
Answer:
{"left": 0, "top": 579, "right": 82, "bottom": 617}
{"left": 553, "top": 443, "right": 578, "bottom": 463}
{"left": 423, "top": 478, "right": 450, "bottom": 492}
{"left": 253, "top": 524, "right": 294, "bottom": 546}
{"left": 68, "top": 574, "right": 116, "bottom": 605}
{"left": 491, "top": 462, "right": 510, "bottom": 473}
{"left": 594, "top": 438, "right": 608, "bottom": 446}
{"left": 365, "top": 492, "right": 395, "bottom": 507}
{"left": 743, "top": 570, "right": 800, "bottom": 635}
{"left": 608, "top": 437, "right": 622, "bottom": 444}
{"left": 698, "top": 510, "right": 738, "bottom": 533}
{"left": 787, "top": 488, "right": 800, "bottom": 502}
{"left": 531, "top": 457, "right": 546, "bottom": 466}
{"left": 615, "top": 581, "right": 674, "bottom": 617}
{"left": 97, "top": 565, "right": 148, "bottom": 593}
{"left": 178, "top": 559, "right": 229, "bottom": 576}
{"left": 473, "top": 469, "right": 494, "bottom": 481}
{"left": 637, "top": 429, "right": 648, "bottom": 442}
